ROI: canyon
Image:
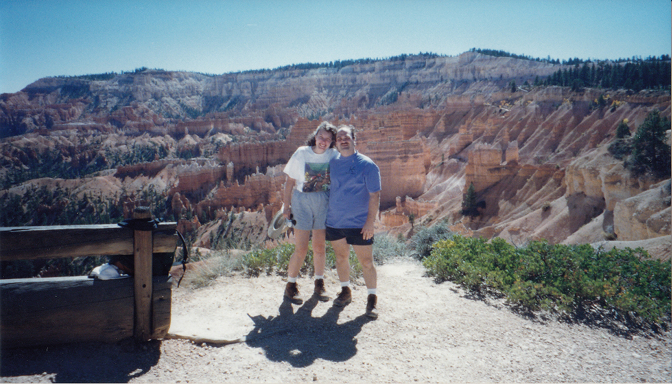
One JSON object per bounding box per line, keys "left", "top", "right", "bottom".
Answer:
{"left": 1, "top": 52, "right": 670, "bottom": 261}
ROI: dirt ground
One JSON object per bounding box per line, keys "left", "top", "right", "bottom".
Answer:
{"left": 2, "top": 256, "right": 670, "bottom": 383}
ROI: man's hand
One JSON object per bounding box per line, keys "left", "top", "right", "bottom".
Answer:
{"left": 361, "top": 191, "right": 380, "bottom": 240}
{"left": 361, "top": 220, "right": 374, "bottom": 240}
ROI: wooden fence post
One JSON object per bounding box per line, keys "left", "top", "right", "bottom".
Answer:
{"left": 133, "top": 207, "right": 153, "bottom": 341}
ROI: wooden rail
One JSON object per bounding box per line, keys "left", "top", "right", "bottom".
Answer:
{"left": 0, "top": 224, "right": 177, "bottom": 261}
{"left": 0, "top": 207, "right": 178, "bottom": 349}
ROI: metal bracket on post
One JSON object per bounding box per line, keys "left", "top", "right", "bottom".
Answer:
{"left": 132, "top": 206, "right": 153, "bottom": 342}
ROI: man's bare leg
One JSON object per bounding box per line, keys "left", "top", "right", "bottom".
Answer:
{"left": 331, "top": 238, "right": 351, "bottom": 283}
{"left": 353, "top": 244, "right": 378, "bottom": 318}
{"left": 352, "top": 244, "right": 377, "bottom": 289}
{"left": 332, "top": 238, "right": 353, "bottom": 306}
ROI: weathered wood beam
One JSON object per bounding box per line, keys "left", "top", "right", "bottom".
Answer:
{"left": 0, "top": 275, "right": 172, "bottom": 349}
{"left": 0, "top": 222, "right": 177, "bottom": 261}
{"left": 133, "top": 207, "right": 153, "bottom": 342}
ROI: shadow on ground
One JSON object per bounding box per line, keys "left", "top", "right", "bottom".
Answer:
{"left": 242, "top": 295, "right": 375, "bottom": 367}
{"left": 1, "top": 338, "right": 161, "bottom": 383}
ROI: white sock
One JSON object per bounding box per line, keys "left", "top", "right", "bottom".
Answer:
{"left": 340, "top": 281, "right": 350, "bottom": 287}
{"left": 368, "top": 288, "right": 377, "bottom": 295}
{"left": 314, "top": 275, "right": 324, "bottom": 280}
{"left": 288, "top": 277, "right": 297, "bottom": 283}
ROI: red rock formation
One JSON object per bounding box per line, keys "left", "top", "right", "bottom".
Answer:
{"left": 381, "top": 196, "right": 437, "bottom": 227}
{"left": 2, "top": 53, "right": 670, "bottom": 254}
{"left": 194, "top": 165, "right": 285, "bottom": 216}
{"left": 381, "top": 211, "right": 408, "bottom": 227}
{"left": 177, "top": 216, "right": 201, "bottom": 235}
{"left": 168, "top": 164, "right": 227, "bottom": 196}
{"left": 215, "top": 117, "right": 318, "bottom": 176}
{"left": 464, "top": 142, "right": 518, "bottom": 193}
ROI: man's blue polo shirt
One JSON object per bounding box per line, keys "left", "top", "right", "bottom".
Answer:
{"left": 326, "top": 151, "right": 381, "bottom": 229}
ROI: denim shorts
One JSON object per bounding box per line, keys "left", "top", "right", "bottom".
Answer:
{"left": 325, "top": 226, "right": 374, "bottom": 246}
{"left": 291, "top": 189, "right": 329, "bottom": 231}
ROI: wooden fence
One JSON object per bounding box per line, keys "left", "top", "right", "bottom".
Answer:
{"left": 0, "top": 207, "right": 178, "bottom": 349}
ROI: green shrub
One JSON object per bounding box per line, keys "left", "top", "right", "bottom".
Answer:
{"left": 423, "top": 235, "right": 671, "bottom": 325}
{"left": 627, "top": 110, "right": 671, "bottom": 179}
{"left": 608, "top": 138, "right": 632, "bottom": 160}
{"left": 196, "top": 234, "right": 407, "bottom": 283}
{"left": 410, "top": 222, "right": 454, "bottom": 260}
{"left": 240, "top": 241, "right": 364, "bottom": 282}
{"left": 541, "top": 201, "right": 551, "bottom": 212}
{"left": 242, "top": 243, "right": 295, "bottom": 276}
{"left": 373, "top": 233, "right": 409, "bottom": 263}
{"left": 242, "top": 247, "right": 279, "bottom": 277}
{"left": 461, "top": 182, "right": 479, "bottom": 216}
{"left": 615, "top": 120, "right": 631, "bottom": 138}
{"left": 188, "top": 256, "right": 243, "bottom": 289}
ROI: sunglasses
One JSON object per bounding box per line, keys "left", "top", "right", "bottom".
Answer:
{"left": 286, "top": 214, "right": 297, "bottom": 228}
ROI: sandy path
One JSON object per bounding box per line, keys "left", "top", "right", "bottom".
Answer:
{"left": 2, "top": 257, "right": 670, "bottom": 383}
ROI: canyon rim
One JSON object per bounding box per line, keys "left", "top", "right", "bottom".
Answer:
{"left": 1, "top": 51, "right": 670, "bottom": 262}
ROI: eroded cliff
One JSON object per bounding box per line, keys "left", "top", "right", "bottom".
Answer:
{"left": 1, "top": 52, "right": 670, "bottom": 259}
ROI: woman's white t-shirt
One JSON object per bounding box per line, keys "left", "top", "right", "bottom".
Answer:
{"left": 283, "top": 147, "right": 338, "bottom": 192}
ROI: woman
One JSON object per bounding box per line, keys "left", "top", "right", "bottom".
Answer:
{"left": 282, "top": 121, "right": 338, "bottom": 305}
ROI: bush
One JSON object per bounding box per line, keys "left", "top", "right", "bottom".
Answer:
{"left": 187, "top": 255, "right": 244, "bottom": 289}
{"left": 423, "top": 235, "right": 671, "bottom": 325}
{"left": 240, "top": 241, "right": 364, "bottom": 282}
{"left": 615, "top": 120, "right": 631, "bottom": 138}
{"left": 188, "top": 233, "right": 408, "bottom": 286}
{"left": 410, "top": 222, "right": 454, "bottom": 260}
{"left": 373, "top": 233, "right": 409, "bottom": 263}
{"left": 242, "top": 243, "right": 295, "bottom": 277}
{"left": 627, "top": 110, "right": 671, "bottom": 179}
{"left": 541, "top": 201, "right": 551, "bottom": 212}
{"left": 461, "top": 182, "right": 479, "bottom": 216}
{"left": 608, "top": 138, "right": 632, "bottom": 160}
{"left": 186, "top": 234, "right": 406, "bottom": 286}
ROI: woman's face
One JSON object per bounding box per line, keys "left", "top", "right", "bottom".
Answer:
{"left": 313, "top": 129, "right": 333, "bottom": 154}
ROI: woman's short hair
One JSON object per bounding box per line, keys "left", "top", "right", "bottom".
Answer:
{"left": 336, "top": 124, "right": 357, "bottom": 142}
{"left": 305, "top": 121, "right": 337, "bottom": 147}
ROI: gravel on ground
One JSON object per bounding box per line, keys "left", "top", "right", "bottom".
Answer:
{"left": 2, "top": 257, "right": 670, "bottom": 383}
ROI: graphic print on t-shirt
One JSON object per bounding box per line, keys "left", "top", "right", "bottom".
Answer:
{"left": 303, "top": 162, "right": 330, "bottom": 192}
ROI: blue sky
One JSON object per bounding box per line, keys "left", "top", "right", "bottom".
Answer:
{"left": 1, "top": 0, "right": 670, "bottom": 94}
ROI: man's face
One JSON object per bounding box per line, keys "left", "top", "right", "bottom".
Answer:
{"left": 335, "top": 128, "right": 355, "bottom": 156}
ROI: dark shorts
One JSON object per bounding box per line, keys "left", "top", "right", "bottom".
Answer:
{"left": 325, "top": 226, "right": 374, "bottom": 246}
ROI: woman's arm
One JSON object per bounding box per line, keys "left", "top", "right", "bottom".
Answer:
{"left": 283, "top": 176, "right": 296, "bottom": 219}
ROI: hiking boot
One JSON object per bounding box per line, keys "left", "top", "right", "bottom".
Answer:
{"left": 284, "top": 282, "right": 303, "bottom": 305}
{"left": 333, "top": 286, "right": 352, "bottom": 307}
{"left": 365, "top": 294, "right": 378, "bottom": 319}
{"left": 313, "top": 279, "right": 330, "bottom": 302}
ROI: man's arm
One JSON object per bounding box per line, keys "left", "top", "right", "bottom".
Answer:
{"left": 361, "top": 191, "right": 380, "bottom": 240}
{"left": 283, "top": 176, "right": 296, "bottom": 219}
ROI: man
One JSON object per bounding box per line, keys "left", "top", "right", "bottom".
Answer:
{"left": 325, "top": 125, "right": 381, "bottom": 319}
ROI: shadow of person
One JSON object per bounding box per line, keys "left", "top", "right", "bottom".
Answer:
{"left": 244, "top": 294, "right": 374, "bottom": 368}
{"left": 0, "top": 338, "right": 161, "bottom": 383}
